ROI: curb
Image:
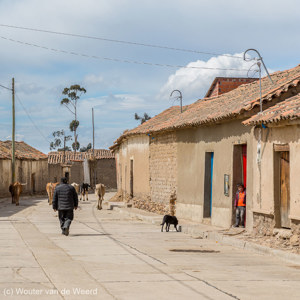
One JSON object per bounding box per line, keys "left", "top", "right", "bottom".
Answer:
{"left": 113, "top": 206, "right": 300, "bottom": 266}
{"left": 113, "top": 206, "right": 162, "bottom": 224}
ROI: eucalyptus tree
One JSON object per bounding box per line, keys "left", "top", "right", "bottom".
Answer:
{"left": 61, "top": 84, "right": 86, "bottom": 152}
{"left": 49, "top": 130, "right": 72, "bottom": 151}
{"left": 134, "top": 112, "right": 151, "bottom": 124}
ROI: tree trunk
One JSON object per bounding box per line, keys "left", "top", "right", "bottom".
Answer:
{"left": 74, "top": 105, "right": 77, "bottom": 153}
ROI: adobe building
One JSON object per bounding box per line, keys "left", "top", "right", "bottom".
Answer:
{"left": 245, "top": 92, "right": 300, "bottom": 236}
{"left": 111, "top": 64, "right": 300, "bottom": 230}
{"left": 0, "top": 141, "right": 48, "bottom": 197}
{"left": 48, "top": 149, "right": 117, "bottom": 189}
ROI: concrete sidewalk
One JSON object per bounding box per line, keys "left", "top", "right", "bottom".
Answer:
{"left": 110, "top": 203, "right": 300, "bottom": 266}
{"left": 2, "top": 194, "right": 300, "bottom": 299}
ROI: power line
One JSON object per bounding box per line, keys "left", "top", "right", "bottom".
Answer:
{"left": 0, "top": 23, "right": 243, "bottom": 59}
{"left": 0, "top": 83, "right": 12, "bottom": 91}
{"left": 15, "top": 93, "right": 51, "bottom": 144}
{"left": 0, "top": 35, "right": 249, "bottom": 72}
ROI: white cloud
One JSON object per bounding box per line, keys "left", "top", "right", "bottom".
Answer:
{"left": 159, "top": 53, "right": 268, "bottom": 102}
{"left": 15, "top": 82, "right": 45, "bottom": 95}
{"left": 6, "top": 134, "right": 25, "bottom": 141}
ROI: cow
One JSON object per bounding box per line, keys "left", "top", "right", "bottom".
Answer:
{"left": 71, "top": 182, "right": 80, "bottom": 195}
{"left": 9, "top": 182, "right": 25, "bottom": 206}
{"left": 95, "top": 183, "right": 105, "bottom": 210}
{"left": 80, "top": 183, "right": 90, "bottom": 201}
{"left": 46, "top": 182, "right": 59, "bottom": 205}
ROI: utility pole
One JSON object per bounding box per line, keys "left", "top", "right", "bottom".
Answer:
{"left": 12, "top": 78, "right": 15, "bottom": 183}
{"left": 92, "top": 108, "right": 95, "bottom": 157}
{"left": 63, "top": 135, "right": 66, "bottom": 164}
{"left": 92, "top": 108, "right": 96, "bottom": 187}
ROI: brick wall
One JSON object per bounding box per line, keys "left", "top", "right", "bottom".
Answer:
{"left": 149, "top": 132, "right": 177, "bottom": 206}
{"left": 208, "top": 78, "right": 258, "bottom": 98}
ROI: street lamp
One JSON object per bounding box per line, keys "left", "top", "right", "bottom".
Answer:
{"left": 170, "top": 90, "right": 183, "bottom": 113}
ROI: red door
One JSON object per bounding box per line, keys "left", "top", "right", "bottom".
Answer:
{"left": 242, "top": 145, "right": 247, "bottom": 187}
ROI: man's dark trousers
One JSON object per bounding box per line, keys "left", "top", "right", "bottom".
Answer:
{"left": 58, "top": 210, "right": 74, "bottom": 231}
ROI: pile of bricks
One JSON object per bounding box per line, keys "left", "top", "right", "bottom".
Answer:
{"left": 253, "top": 213, "right": 275, "bottom": 236}
{"left": 132, "top": 196, "right": 169, "bottom": 215}
{"left": 169, "top": 190, "right": 176, "bottom": 216}
{"left": 109, "top": 191, "right": 123, "bottom": 202}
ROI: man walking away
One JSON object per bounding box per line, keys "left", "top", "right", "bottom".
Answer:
{"left": 234, "top": 183, "right": 246, "bottom": 228}
{"left": 53, "top": 177, "right": 78, "bottom": 236}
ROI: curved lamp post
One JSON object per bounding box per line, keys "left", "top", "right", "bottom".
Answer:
{"left": 170, "top": 89, "right": 183, "bottom": 113}
{"left": 243, "top": 49, "right": 273, "bottom": 113}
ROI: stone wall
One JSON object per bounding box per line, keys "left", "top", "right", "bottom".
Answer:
{"left": 252, "top": 212, "right": 275, "bottom": 236}
{"left": 149, "top": 132, "right": 177, "bottom": 205}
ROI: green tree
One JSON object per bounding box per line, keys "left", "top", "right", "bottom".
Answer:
{"left": 61, "top": 84, "right": 86, "bottom": 152}
{"left": 49, "top": 130, "right": 72, "bottom": 151}
{"left": 80, "top": 143, "right": 92, "bottom": 152}
{"left": 134, "top": 112, "right": 151, "bottom": 124}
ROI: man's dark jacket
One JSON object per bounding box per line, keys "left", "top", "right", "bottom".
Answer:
{"left": 52, "top": 183, "right": 78, "bottom": 210}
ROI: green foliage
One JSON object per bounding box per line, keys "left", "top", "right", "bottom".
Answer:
{"left": 69, "top": 120, "right": 80, "bottom": 132}
{"left": 72, "top": 141, "right": 80, "bottom": 151}
{"left": 49, "top": 130, "right": 72, "bottom": 151}
{"left": 134, "top": 112, "right": 151, "bottom": 124}
{"left": 80, "top": 143, "right": 92, "bottom": 152}
{"left": 60, "top": 98, "right": 70, "bottom": 105}
{"left": 61, "top": 84, "right": 86, "bottom": 152}
{"left": 62, "top": 85, "right": 87, "bottom": 100}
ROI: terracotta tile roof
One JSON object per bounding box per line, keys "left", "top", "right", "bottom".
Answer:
{"left": 244, "top": 93, "right": 300, "bottom": 125}
{"left": 110, "top": 106, "right": 187, "bottom": 149}
{"left": 111, "top": 64, "right": 300, "bottom": 149}
{"left": 48, "top": 149, "right": 114, "bottom": 164}
{"left": 0, "top": 141, "right": 47, "bottom": 160}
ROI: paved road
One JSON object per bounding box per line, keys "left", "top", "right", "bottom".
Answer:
{"left": 0, "top": 193, "right": 300, "bottom": 300}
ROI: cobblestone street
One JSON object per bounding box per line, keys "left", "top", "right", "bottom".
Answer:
{"left": 1, "top": 193, "right": 300, "bottom": 300}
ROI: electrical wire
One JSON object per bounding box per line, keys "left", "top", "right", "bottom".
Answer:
{"left": 0, "top": 35, "right": 249, "bottom": 72}
{"left": 15, "top": 93, "right": 51, "bottom": 144}
{"left": 0, "top": 23, "right": 244, "bottom": 59}
{"left": 0, "top": 83, "right": 12, "bottom": 91}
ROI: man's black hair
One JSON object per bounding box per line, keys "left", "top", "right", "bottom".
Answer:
{"left": 237, "top": 183, "right": 244, "bottom": 188}
{"left": 61, "top": 177, "right": 68, "bottom": 184}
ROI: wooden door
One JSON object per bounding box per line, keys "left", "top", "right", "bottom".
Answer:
{"left": 280, "top": 151, "right": 290, "bottom": 228}
{"left": 31, "top": 173, "right": 36, "bottom": 194}
{"left": 130, "top": 160, "right": 133, "bottom": 197}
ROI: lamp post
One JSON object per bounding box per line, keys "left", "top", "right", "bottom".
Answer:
{"left": 170, "top": 90, "right": 183, "bottom": 113}
{"left": 243, "top": 49, "right": 273, "bottom": 114}
{"left": 243, "top": 49, "right": 273, "bottom": 209}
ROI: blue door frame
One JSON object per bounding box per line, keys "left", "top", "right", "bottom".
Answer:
{"left": 210, "top": 153, "right": 214, "bottom": 216}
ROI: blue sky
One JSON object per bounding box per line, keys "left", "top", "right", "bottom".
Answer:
{"left": 0, "top": 0, "right": 299, "bottom": 153}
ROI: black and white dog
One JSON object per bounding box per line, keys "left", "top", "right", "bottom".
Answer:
{"left": 80, "top": 183, "right": 90, "bottom": 201}
{"left": 161, "top": 215, "right": 179, "bottom": 232}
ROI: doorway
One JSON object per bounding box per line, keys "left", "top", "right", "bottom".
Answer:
{"left": 31, "top": 173, "right": 36, "bottom": 194}
{"left": 130, "top": 159, "right": 133, "bottom": 197}
{"left": 279, "top": 151, "right": 290, "bottom": 228}
{"left": 65, "top": 172, "right": 69, "bottom": 183}
{"left": 232, "top": 144, "right": 247, "bottom": 224}
{"left": 203, "top": 152, "right": 214, "bottom": 218}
